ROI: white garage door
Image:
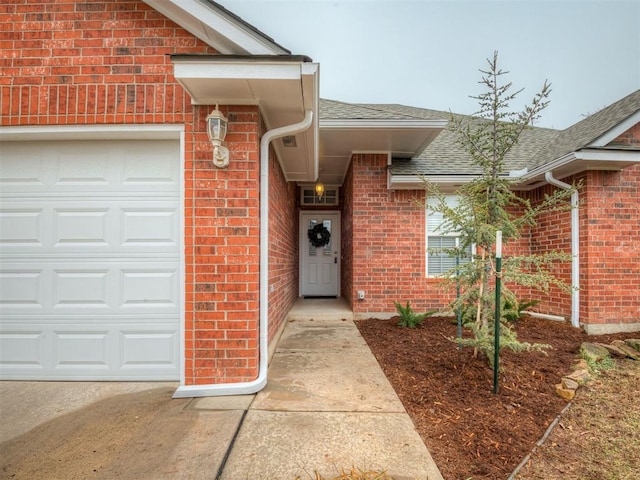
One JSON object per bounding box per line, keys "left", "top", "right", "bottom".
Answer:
{"left": 0, "top": 139, "right": 181, "bottom": 380}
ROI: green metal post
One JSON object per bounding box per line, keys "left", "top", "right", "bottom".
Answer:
{"left": 493, "top": 231, "right": 502, "bottom": 395}
{"left": 456, "top": 238, "right": 462, "bottom": 349}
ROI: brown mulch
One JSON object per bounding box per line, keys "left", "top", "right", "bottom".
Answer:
{"left": 355, "top": 315, "right": 633, "bottom": 480}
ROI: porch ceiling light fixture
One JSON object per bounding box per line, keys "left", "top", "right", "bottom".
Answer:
{"left": 206, "top": 105, "right": 229, "bottom": 168}
{"left": 315, "top": 181, "right": 325, "bottom": 198}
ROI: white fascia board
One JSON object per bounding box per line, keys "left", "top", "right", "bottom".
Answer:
{"left": 143, "top": 0, "right": 288, "bottom": 55}
{"left": 173, "top": 61, "right": 304, "bottom": 81}
{"left": 520, "top": 152, "right": 578, "bottom": 181}
{"left": 522, "top": 149, "right": 640, "bottom": 182}
{"left": 589, "top": 110, "right": 640, "bottom": 147}
{"left": 574, "top": 148, "right": 640, "bottom": 161}
{"left": 320, "top": 119, "right": 447, "bottom": 129}
{"left": 388, "top": 174, "right": 474, "bottom": 190}
{"left": 301, "top": 62, "right": 320, "bottom": 115}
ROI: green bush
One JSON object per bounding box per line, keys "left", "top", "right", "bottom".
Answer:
{"left": 504, "top": 298, "right": 540, "bottom": 323}
{"left": 394, "top": 301, "right": 435, "bottom": 328}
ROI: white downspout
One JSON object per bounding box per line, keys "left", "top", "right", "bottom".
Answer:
{"left": 544, "top": 171, "right": 580, "bottom": 328}
{"left": 174, "top": 110, "right": 313, "bottom": 398}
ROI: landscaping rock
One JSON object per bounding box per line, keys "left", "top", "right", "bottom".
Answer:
{"left": 597, "top": 342, "right": 628, "bottom": 358}
{"left": 555, "top": 383, "right": 576, "bottom": 400}
{"left": 625, "top": 339, "right": 640, "bottom": 353}
{"left": 572, "top": 359, "right": 589, "bottom": 371}
{"left": 566, "top": 369, "right": 590, "bottom": 385}
{"left": 580, "top": 342, "right": 610, "bottom": 363}
{"left": 611, "top": 340, "right": 640, "bottom": 360}
{"left": 561, "top": 377, "right": 580, "bottom": 391}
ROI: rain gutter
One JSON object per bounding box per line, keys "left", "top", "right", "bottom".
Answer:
{"left": 173, "top": 110, "right": 314, "bottom": 398}
{"left": 544, "top": 171, "right": 580, "bottom": 328}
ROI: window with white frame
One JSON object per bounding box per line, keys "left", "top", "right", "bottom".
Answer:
{"left": 301, "top": 186, "right": 339, "bottom": 206}
{"left": 426, "top": 195, "right": 472, "bottom": 276}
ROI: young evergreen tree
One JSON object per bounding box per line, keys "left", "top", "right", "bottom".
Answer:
{"left": 426, "top": 51, "right": 577, "bottom": 365}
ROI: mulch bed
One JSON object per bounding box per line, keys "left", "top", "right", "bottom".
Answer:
{"left": 355, "top": 315, "right": 632, "bottom": 480}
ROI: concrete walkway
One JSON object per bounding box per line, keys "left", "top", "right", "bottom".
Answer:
{"left": 197, "top": 312, "right": 444, "bottom": 479}
{"left": 0, "top": 302, "right": 444, "bottom": 480}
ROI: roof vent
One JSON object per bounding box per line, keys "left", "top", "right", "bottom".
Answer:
{"left": 282, "top": 135, "right": 297, "bottom": 148}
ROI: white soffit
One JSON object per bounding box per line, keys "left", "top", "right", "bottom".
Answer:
{"left": 318, "top": 119, "right": 447, "bottom": 186}
{"left": 172, "top": 56, "right": 319, "bottom": 183}
{"left": 143, "top": 0, "right": 288, "bottom": 55}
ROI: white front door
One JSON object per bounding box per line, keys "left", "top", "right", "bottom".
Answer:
{"left": 300, "top": 212, "right": 340, "bottom": 297}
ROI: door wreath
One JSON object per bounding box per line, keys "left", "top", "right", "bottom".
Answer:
{"left": 308, "top": 223, "right": 331, "bottom": 248}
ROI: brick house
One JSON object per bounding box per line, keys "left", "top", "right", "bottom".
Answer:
{"left": 1, "top": 0, "right": 638, "bottom": 396}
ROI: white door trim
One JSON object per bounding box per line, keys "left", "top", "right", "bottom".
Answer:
{"left": 0, "top": 124, "right": 185, "bottom": 141}
{"left": 299, "top": 210, "right": 341, "bottom": 297}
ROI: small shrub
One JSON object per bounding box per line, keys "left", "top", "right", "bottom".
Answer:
{"left": 394, "top": 301, "right": 434, "bottom": 328}
{"left": 504, "top": 298, "right": 540, "bottom": 323}
{"left": 583, "top": 354, "right": 616, "bottom": 375}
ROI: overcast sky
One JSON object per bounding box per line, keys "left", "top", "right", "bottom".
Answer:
{"left": 218, "top": 0, "right": 639, "bottom": 130}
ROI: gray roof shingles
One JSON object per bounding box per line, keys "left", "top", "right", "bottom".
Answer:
{"left": 320, "top": 99, "right": 423, "bottom": 120}
{"left": 529, "top": 89, "right": 640, "bottom": 169}
{"left": 320, "top": 90, "right": 640, "bottom": 177}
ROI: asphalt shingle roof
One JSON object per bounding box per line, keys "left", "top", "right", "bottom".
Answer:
{"left": 320, "top": 99, "right": 425, "bottom": 120}
{"left": 364, "top": 104, "right": 558, "bottom": 175}
{"left": 320, "top": 90, "right": 640, "bottom": 177}
{"left": 529, "top": 89, "right": 640, "bottom": 169}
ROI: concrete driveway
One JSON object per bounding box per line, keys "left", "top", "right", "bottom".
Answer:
{"left": 1, "top": 316, "right": 444, "bottom": 480}
{"left": 0, "top": 382, "right": 246, "bottom": 480}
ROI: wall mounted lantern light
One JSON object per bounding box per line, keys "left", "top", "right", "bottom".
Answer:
{"left": 315, "top": 181, "right": 325, "bottom": 198}
{"left": 206, "top": 105, "right": 229, "bottom": 168}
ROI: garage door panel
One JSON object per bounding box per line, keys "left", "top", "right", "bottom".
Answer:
{"left": 54, "top": 331, "right": 110, "bottom": 368}
{"left": 121, "top": 206, "right": 178, "bottom": 247}
{"left": 54, "top": 149, "right": 110, "bottom": 186}
{"left": 53, "top": 269, "right": 109, "bottom": 309}
{"left": 120, "top": 329, "right": 178, "bottom": 368}
{"left": 122, "top": 143, "right": 179, "bottom": 187}
{"left": 0, "top": 323, "right": 179, "bottom": 379}
{"left": 54, "top": 207, "right": 110, "bottom": 246}
{"left": 121, "top": 268, "right": 178, "bottom": 309}
{"left": 0, "top": 208, "right": 44, "bottom": 246}
{"left": 0, "top": 330, "right": 45, "bottom": 368}
{"left": 2, "top": 261, "right": 179, "bottom": 314}
{"left": 3, "top": 201, "right": 178, "bottom": 253}
{"left": 1, "top": 140, "right": 179, "bottom": 194}
{"left": 0, "top": 139, "right": 181, "bottom": 381}
{"left": 0, "top": 146, "right": 48, "bottom": 187}
{"left": 0, "top": 270, "right": 45, "bottom": 308}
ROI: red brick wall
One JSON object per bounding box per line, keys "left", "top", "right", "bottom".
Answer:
{"left": 340, "top": 159, "right": 355, "bottom": 308}
{"left": 524, "top": 125, "right": 640, "bottom": 332}
{"left": 525, "top": 182, "right": 574, "bottom": 320}
{"left": 268, "top": 147, "right": 299, "bottom": 342}
{"left": 613, "top": 122, "right": 640, "bottom": 147}
{"left": 347, "top": 154, "right": 453, "bottom": 315}
{"left": 186, "top": 105, "right": 261, "bottom": 385}
{"left": 346, "top": 151, "right": 639, "bottom": 331}
{"left": 0, "top": 0, "right": 217, "bottom": 125}
{"left": 1, "top": 0, "right": 266, "bottom": 384}
{"left": 580, "top": 166, "right": 640, "bottom": 328}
